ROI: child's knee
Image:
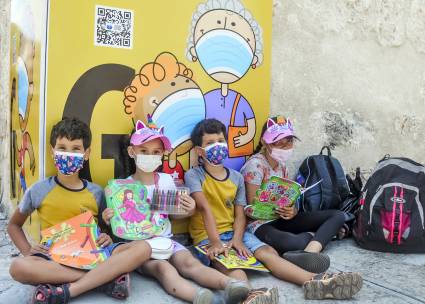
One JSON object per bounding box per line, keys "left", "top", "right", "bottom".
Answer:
{"left": 254, "top": 245, "right": 278, "bottom": 260}
{"left": 131, "top": 240, "right": 152, "bottom": 259}
{"left": 230, "top": 269, "right": 248, "bottom": 281}
{"left": 9, "top": 258, "right": 31, "bottom": 283}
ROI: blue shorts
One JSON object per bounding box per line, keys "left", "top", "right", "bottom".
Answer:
{"left": 194, "top": 230, "right": 266, "bottom": 266}
{"left": 32, "top": 242, "right": 125, "bottom": 261}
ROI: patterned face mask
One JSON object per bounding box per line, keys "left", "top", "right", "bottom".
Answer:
{"left": 202, "top": 142, "right": 229, "bottom": 166}
{"left": 54, "top": 151, "right": 85, "bottom": 175}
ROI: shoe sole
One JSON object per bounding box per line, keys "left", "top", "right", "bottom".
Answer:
{"left": 243, "top": 287, "right": 279, "bottom": 304}
{"left": 108, "top": 273, "right": 130, "bottom": 299}
{"left": 303, "top": 272, "right": 363, "bottom": 300}
{"left": 283, "top": 251, "right": 330, "bottom": 274}
{"left": 226, "top": 282, "right": 251, "bottom": 304}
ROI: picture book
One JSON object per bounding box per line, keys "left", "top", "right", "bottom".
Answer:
{"left": 105, "top": 179, "right": 171, "bottom": 240}
{"left": 195, "top": 244, "right": 269, "bottom": 272}
{"left": 40, "top": 211, "right": 109, "bottom": 270}
{"left": 244, "top": 176, "right": 322, "bottom": 220}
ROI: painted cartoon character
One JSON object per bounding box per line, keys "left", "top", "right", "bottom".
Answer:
{"left": 118, "top": 190, "right": 146, "bottom": 228}
{"left": 187, "top": 0, "right": 264, "bottom": 170}
{"left": 258, "top": 190, "right": 270, "bottom": 202}
{"left": 123, "top": 52, "right": 206, "bottom": 180}
{"left": 10, "top": 0, "right": 36, "bottom": 197}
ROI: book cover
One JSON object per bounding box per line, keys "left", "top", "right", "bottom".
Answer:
{"left": 105, "top": 179, "right": 171, "bottom": 240}
{"left": 195, "top": 244, "right": 269, "bottom": 272}
{"left": 40, "top": 211, "right": 109, "bottom": 270}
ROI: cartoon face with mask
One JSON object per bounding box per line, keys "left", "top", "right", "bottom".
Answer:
{"left": 123, "top": 52, "right": 206, "bottom": 180}
{"left": 186, "top": 0, "right": 264, "bottom": 171}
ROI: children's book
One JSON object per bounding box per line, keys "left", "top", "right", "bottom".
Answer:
{"left": 105, "top": 179, "right": 171, "bottom": 240}
{"left": 244, "top": 176, "right": 322, "bottom": 220}
{"left": 195, "top": 244, "right": 269, "bottom": 272}
{"left": 40, "top": 211, "right": 109, "bottom": 270}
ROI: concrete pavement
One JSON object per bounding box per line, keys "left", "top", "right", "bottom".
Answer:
{"left": 1, "top": 210, "right": 424, "bottom": 303}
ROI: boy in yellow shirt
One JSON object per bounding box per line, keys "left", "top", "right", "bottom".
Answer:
{"left": 7, "top": 118, "right": 152, "bottom": 303}
{"left": 185, "top": 119, "right": 363, "bottom": 302}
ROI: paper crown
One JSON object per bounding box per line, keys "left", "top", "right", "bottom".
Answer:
{"left": 130, "top": 116, "right": 172, "bottom": 151}
{"left": 262, "top": 116, "right": 296, "bottom": 144}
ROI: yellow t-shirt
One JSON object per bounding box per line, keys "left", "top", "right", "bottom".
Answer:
{"left": 19, "top": 176, "right": 105, "bottom": 231}
{"left": 185, "top": 166, "right": 247, "bottom": 244}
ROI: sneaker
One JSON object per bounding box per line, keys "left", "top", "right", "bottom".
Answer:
{"left": 303, "top": 272, "right": 363, "bottom": 300}
{"left": 96, "top": 272, "right": 130, "bottom": 299}
{"left": 242, "top": 287, "right": 279, "bottom": 304}
{"left": 224, "top": 280, "right": 251, "bottom": 304}
{"left": 282, "top": 250, "right": 330, "bottom": 273}
{"left": 194, "top": 288, "right": 214, "bottom": 304}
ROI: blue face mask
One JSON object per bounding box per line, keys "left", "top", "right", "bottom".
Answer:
{"left": 203, "top": 142, "right": 229, "bottom": 166}
{"left": 152, "top": 88, "right": 206, "bottom": 148}
{"left": 195, "top": 29, "right": 254, "bottom": 81}
{"left": 17, "top": 57, "right": 29, "bottom": 119}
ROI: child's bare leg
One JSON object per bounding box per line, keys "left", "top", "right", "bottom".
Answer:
{"left": 254, "top": 245, "right": 315, "bottom": 285}
{"left": 211, "top": 261, "right": 248, "bottom": 282}
{"left": 9, "top": 256, "right": 85, "bottom": 284}
{"left": 170, "top": 250, "right": 231, "bottom": 289}
{"left": 304, "top": 240, "right": 323, "bottom": 253}
{"left": 69, "top": 240, "right": 151, "bottom": 297}
{"left": 140, "top": 259, "right": 197, "bottom": 302}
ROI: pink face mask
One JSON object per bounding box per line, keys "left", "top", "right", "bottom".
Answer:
{"left": 270, "top": 148, "right": 293, "bottom": 163}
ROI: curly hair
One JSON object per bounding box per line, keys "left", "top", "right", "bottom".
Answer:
{"left": 122, "top": 52, "right": 194, "bottom": 117}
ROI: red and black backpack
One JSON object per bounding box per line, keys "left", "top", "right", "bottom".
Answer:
{"left": 353, "top": 156, "right": 425, "bottom": 253}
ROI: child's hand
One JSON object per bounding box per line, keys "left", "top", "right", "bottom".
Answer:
{"left": 29, "top": 244, "right": 50, "bottom": 256}
{"left": 207, "top": 240, "right": 228, "bottom": 259}
{"left": 102, "top": 208, "right": 114, "bottom": 225}
{"left": 179, "top": 194, "right": 196, "bottom": 215}
{"left": 276, "top": 205, "right": 297, "bottom": 220}
{"left": 96, "top": 233, "right": 113, "bottom": 248}
{"left": 228, "top": 239, "right": 252, "bottom": 258}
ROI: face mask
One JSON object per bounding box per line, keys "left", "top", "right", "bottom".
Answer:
{"left": 195, "top": 29, "right": 254, "bottom": 80}
{"left": 152, "top": 88, "right": 205, "bottom": 148}
{"left": 54, "top": 151, "right": 85, "bottom": 175}
{"left": 17, "top": 57, "right": 29, "bottom": 119}
{"left": 270, "top": 148, "right": 293, "bottom": 163}
{"left": 203, "top": 142, "right": 229, "bottom": 166}
{"left": 135, "top": 154, "right": 162, "bottom": 173}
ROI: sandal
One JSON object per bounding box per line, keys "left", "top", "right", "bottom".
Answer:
{"left": 32, "top": 283, "right": 70, "bottom": 304}
{"left": 337, "top": 224, "right": 350, "bottom": 240}
{"left": 96, "top": 273, "right": 130, "bottom": 299}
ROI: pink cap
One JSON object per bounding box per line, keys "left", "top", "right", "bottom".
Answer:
{"left": 262, "top": 116, "right": 297, "bottom": 144}
{"left": 130, "top": 120, "right": 172, "bottom": 151}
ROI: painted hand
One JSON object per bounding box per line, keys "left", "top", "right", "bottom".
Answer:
{"left": 233, "top": 131, "right": 253, "bottom": 148}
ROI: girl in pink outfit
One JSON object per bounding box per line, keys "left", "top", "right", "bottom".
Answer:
{"left": 118, "top": 189, "right": 146, "bottom": 224}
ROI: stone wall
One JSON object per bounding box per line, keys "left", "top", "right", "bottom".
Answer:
{"left": 1, "top": 0, "right": 425, "bottom": 212}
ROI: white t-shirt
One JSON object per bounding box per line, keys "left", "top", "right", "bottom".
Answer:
{"left": 127, "top": 173, "right": 176, "bottom": 238}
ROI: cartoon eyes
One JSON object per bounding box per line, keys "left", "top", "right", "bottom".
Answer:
{"left": 231, "top": 22, "right": 236, "bottom": 26}
{"left": 170, "top": 81, "right": 176, "bottom": 86}
{"left": 185, "top": 79, "right": 190, "bottom": 83}
{"left": 217, "top": 20, "right": 221, "bottom": 24}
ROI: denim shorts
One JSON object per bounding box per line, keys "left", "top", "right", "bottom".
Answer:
{"left": 32, "top": 242, "right": 125, "bottom": 261}
{"left": 194, "top": 230, "right": 266, "bottom": 266}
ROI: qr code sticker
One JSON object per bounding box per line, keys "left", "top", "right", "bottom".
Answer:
{"left": 95, "top": 5, "right": 133, "bottom": 49}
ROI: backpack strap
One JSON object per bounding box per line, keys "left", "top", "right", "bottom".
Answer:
{"left": 329, "top": 157, "right": 351, "bottom": 204}
{"left": 230, "top": 93, "right": 242, "bottom": 126}
{"left": 311, "top": 156, "right": 334, "bottom": 209}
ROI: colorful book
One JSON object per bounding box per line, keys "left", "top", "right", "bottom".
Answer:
{"left": 105, "top": 179, "right": 171, "bottom": 240}
{"left": 244, "top": 176, "right": 322, "bottom": 220}
{"left": 40, "top": 211, "right": 109, "bottom": 270}
{"left": 195, "top": 244, "right": 269, "bottom": 272}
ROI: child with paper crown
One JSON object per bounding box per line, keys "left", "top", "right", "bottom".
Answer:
{"left": 241, "top": 116, "right": 349, "bottom": 272}
{"left": 7, "top": 117, "right": 152, "bottom": 304}
{"left": 186, "top": 118, "right": 363, "bottom": 301}
{"left": 102, "top": 116, "right": 251, "bottom": 304}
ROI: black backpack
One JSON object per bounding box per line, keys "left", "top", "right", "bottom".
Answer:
{"left": 297, "top": 147, "right": 357, "bottom": 220}
{"left": 353, "top": 156, "right": 425, "bottom": 253}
